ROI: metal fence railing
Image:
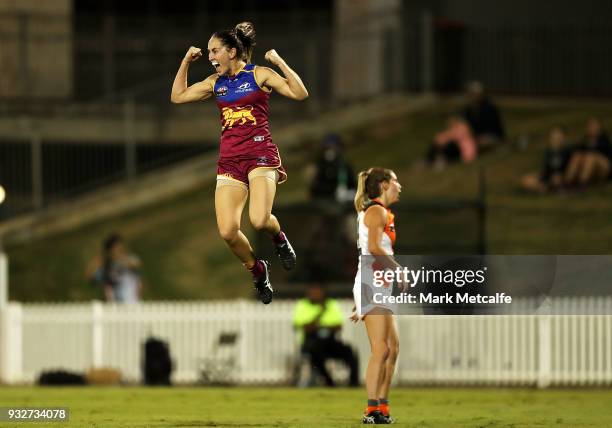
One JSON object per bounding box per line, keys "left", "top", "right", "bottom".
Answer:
{"left": 0, "top": 137, "right": 214, "bottom": 219}
{"left": 462, "top": 26, "right": 612, "bottom": 96}
{"left": 0, "top": 10, "right": 333, "bottom": 104}
{"left": 405, "top": 16, "right": 612, "bottom": 95}
{"left": 1, "top": 299, "right": 611, "bottom": 386}
{"left": 3, "top": 10, "right": 612, "bottom": 103}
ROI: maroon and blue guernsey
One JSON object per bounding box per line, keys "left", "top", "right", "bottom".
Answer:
{"left": 213, "top": 63, "right": 286, "bottom": 185}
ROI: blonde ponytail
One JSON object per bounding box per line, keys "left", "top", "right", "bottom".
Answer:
{"left": 354, "top": 170, "right": 370, "bottom": 212}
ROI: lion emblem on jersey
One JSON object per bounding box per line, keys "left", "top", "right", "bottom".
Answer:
{"left": 221, "top": 106, "right": 257, "bottom": 130}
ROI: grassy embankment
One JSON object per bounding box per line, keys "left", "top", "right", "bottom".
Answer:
{"left": 7, "top": 99, "right": 612, "bottom": 301}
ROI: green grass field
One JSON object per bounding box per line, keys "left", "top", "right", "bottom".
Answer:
{"left": 1, "top": 387, "right": 612, "bottom": 427}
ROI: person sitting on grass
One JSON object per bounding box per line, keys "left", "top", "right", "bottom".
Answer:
{"left": 426, "top": 115, "right": 477, "bottom": 170}
{"left": 462, "top": 81, "right": 505, "bottom": 150}
{"left": 564, "top": 117, "right": 611, "bottom": 187}
{"left": 521, "top": 126, "right": 571, "bottom": 194}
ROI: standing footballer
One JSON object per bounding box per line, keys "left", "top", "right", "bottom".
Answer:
{"left": 352, "top": 167, "right": 403, "bottom": 424}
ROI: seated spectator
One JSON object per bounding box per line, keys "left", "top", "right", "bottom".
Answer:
{"left": 521, "top": 126, "right": 571, "bottom": 194}
{"left": 426, "top": 115, "right": 477, "bottom": 169}
{"left": 293, "top": 284, "right": 359, "bottom": 387}
{"left": 565, "top": 117, "right": 611, "bottom": 186}
{"left": 462, "top": 81, "right": 505, "bottom": 149}
{"left": 309, "top": 134, "right": 356, "bottom": 202}
{"left": 86, "top": 233, "right": 143, "bottom": 303}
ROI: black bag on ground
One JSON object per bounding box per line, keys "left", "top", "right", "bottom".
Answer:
{"left": 143, "top": 336, "right": 173, "bottom": 385}
{"left": 38, "top": 370, "right": 87, "bottom": 385}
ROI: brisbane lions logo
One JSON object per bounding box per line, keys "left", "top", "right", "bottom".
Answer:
{"left": 221, "top": 106, "right": 257, "bottom": 130}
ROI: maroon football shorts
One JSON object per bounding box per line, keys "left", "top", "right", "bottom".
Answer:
{"left": 216, "top": 144, "right": 287, "bottom": 187}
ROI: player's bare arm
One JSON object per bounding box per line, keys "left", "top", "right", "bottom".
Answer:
{"left": 171, "top": 46, "right": 216, "bottom": 104}
{"left": 365, "top": 205, "right": 388, "bottom": 256}
{"left": 365, "top": 205, "right": 401, "bottom": 271}
{"left": 256, "top": 49, "right": 309, "bottom": 101}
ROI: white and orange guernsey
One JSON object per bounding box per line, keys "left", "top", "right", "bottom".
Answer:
{"left": 353, "top": 198, "right": 396, "bottom": 316}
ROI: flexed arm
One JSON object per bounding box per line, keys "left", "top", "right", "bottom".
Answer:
{"left": 256, "top": 49, "right": 309, "bottom": 101}
{"left": 171, "top": 46, "right": 215, "bottom": 104}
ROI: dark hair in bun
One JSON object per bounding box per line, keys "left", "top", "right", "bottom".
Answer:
{"left": 212, "top": 21, "right": 256, "bottom": 62}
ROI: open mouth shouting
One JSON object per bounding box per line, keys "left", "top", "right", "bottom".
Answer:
{"left": 211, "top": 61, "right": 221, "bottom": 73}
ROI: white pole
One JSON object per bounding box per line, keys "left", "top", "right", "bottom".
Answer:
{"left": 0, "top": 303, "right": 22, "bottom": 384}
{"left": 0, "top": 183, "right": 7, "bottom": 309}
{"left": 92, "top": 301, "right": 104, "bottom": 368}
{"left": 0, "top": 251, "right": 7, "bottom": 309}
{"left": 537, "top": 316, "right": 551, "bottom": 388}
{"left": 0, "top": 218, "right": 9, "bottom": 382}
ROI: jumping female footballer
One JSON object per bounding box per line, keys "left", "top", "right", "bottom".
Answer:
{"left": 171, "top": 22, "right": 308, "bottom": 304}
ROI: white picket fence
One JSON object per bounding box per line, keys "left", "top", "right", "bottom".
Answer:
{"left": 1, "top": 299, "right": 611, "bottom": 387}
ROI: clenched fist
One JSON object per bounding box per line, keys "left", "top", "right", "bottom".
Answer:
{"left": 264, "top": 49, "right": 284, "bottom": 67}
{"left": 184, "top": 46, "right": 202, "bottom": 63}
